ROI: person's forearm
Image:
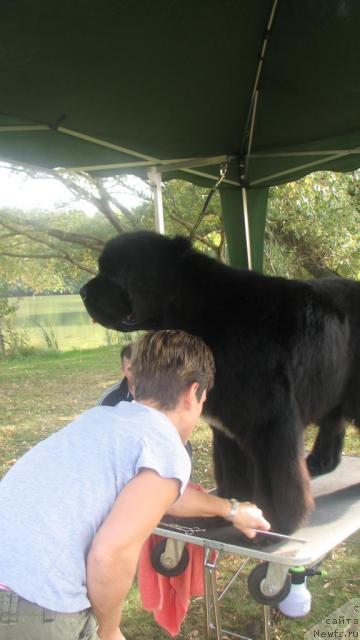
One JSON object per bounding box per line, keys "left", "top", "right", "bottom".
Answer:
{"left": 166, "top": 486, "right": 231, "bottom": 518}
{"left": 166, "top": 486, "right": 271, "bottom": 538}
{"left": 86, "top": 545, "right": 138, "bottom": 637}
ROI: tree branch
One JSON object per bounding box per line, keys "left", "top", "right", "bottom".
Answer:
{"left": 1, "top": 251, "right": 60, "bottom": 259}
{"left": 0, "top": 250, "right": 96, "bottom": 274}
{"left": 169, "top": 213, "right": 218, "bottom": 252}
{"left": 46, "top": 228, "right": 105, "bottom": 250}
{"left": 269, "top": 221, "right": 340, "bottom": 278}
{"left": 1, "top": 213, "right": 105, "bottom": 252}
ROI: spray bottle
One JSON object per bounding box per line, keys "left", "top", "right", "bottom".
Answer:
{"left": 278, "top": 565, "right": 327, "bottom": 617}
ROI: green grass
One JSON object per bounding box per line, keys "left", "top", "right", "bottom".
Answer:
{"left": 1, "top": 347, "right": 359, "bottom": 639}
{"left": 0, "top": 346, "right": 121, "bottom": 473}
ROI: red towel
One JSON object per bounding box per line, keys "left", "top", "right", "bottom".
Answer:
{"left": 137, "top": 484, "right": 207, "bottom": 636}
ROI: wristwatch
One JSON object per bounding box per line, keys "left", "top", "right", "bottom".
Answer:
{"left": 226, "top": 498, "right": 239, "bottom": 521}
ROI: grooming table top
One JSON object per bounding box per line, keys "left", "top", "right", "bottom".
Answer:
{"left": 154, "top": 455, "right": 360, "bottom": 567}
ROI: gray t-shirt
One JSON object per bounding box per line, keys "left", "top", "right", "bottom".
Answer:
{"left": 0, "top": 401, "right": 191, "bottom": 612}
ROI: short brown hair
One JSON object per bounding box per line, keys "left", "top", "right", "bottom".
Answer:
{"left": 131, "top": 330, "right": 215, "bottom": 410}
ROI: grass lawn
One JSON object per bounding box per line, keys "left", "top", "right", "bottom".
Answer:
{"left": 1, "top": 347, "right": 359, "bottom": 639}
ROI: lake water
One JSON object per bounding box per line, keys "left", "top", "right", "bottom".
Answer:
{"left": 13, "top": 294, "right": 121, "bottom": 351}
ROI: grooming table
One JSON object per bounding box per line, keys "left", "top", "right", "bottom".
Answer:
{"left": 154, "top": 455, "right": 360, "bottom": 640}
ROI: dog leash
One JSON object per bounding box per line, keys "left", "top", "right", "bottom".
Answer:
{"left": 159, "top": 522, "right": 207, "bottom": 536}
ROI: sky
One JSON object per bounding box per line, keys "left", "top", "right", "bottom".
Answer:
{"left": 0, "top": 164, "right": 146, "bottom": 214}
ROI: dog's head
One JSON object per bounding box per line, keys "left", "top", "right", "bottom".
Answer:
{"left": 80, "top": 231, "right": 191, "bottom": 332}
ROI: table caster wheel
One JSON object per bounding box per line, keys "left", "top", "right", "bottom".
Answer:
{"left": 247, "top": 562, "right": 291, "bottom": 605}
{"left": 151, "top": 539, "right": 190, "bottom": 577}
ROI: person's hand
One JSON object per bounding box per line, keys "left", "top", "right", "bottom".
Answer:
{"left": 97, "top": 628, "right": 126, "bottom": 640}
{"left": 231, "top": 501, "right": 271, "bottom": 539}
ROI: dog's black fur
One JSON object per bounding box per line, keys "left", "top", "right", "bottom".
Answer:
{"left": 81, "top": 231, "right": 360, "bottom": 533}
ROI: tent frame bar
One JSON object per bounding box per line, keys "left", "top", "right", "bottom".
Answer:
{"left": 241, "top": 188, "right": 253, "bottom": 270}
{"left": 243, "top": 89, "right": 259, "bottom": 181}
{"left": 58, "top": 126, "right": 155, "bottom": 161}
{"left": 239, "top": 0, "right": 278, "bottom": 168}
{"left": 147, "top": 168, "right": 165, "bottom": 234}
{"left": 249, "top": 146, "right": 360, "bottom": 186}
{"left": 0, "top": 123, "right": 238, "bottom": 184}
{"left": 1, "top": 127, "right": 357, "bottom": 159}
{"left": 251, "top": 149, "right": 360, "bottom": 158}
{"left": 66, "top": 155, "right": 235, "bottom": 173}
{"left": 237, "top": 0, "right": 278, "bottom": 270}
{"left": 0, "top": 125, "right": 49, "bottom": 132}
{"left": 0, "top": 125, "right": 359, "bottom": 188}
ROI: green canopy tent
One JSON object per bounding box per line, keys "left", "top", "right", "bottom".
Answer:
{"left": 1, "top": 0, "right": 359, "bottom": 269}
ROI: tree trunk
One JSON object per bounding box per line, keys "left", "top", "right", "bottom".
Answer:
{"left": 0, "top": 320, "right": 6, "bottom": 358}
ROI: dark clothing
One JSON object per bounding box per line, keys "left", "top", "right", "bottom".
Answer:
{"left": 97, "top": 377, "right": 133, "bottom": 406}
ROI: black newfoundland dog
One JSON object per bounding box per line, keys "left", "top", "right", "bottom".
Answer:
{"left": 81, "top": 231, "right": 360, "bottom": 533}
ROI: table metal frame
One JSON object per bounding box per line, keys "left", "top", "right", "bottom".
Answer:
{"left": 154, "top": 456, "right": 360, "bottom": 639}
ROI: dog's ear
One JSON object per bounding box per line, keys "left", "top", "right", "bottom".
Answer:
{"left": 172, "top": 235, "right": 192, "bottom": 255}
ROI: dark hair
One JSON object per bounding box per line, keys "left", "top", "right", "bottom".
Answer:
{"left": 131, "top": 330, "right": 215, "bottom": 410}
{"left": 120, "top": 343, "right": 132, "bottom": 362}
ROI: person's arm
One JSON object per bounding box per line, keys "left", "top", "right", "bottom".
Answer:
{"left": 86, "top": 469, "right": 180, "bottom": 640}
{"left": 167, "top": 486, "right": 271, "bottom": 538}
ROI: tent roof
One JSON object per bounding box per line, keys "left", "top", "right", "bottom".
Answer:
{"left": 1, "top": 0, "right": 360, "bottom": 189}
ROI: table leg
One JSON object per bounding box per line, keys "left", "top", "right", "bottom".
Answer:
{"left": 263, "top": 605, "right": 272, "bottom": 640}
{"left": 204, "top": 548, "right": 223, "bottom": 639}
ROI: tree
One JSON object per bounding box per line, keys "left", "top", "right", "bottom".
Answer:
{"left": 0, "top": 295, "right": 16, "bottom": 357}
{"left": 0, "top": 168, "right": 224, "bottom": 293}
{"left": 265, "top": 171, "right": 360, "bottom": 279}
{"left": 0, "top": 168, "right": 152, "bottom": 293}
{"left": 135, "top": 180, "right": 224, "bottom": 258}
{"left": 0, "top": 164, "right": 359, "bottom": 297}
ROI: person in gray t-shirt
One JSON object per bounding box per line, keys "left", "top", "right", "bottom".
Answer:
{"left": 0, "top": 330, "right": 270, "bottom": 640}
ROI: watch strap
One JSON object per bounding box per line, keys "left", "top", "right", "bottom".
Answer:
{"left": 226, "top": 498, "right": 239, "bottom": 521}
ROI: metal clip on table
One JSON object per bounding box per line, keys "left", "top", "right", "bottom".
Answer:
{"left": 153, "top": 456, "right": 360, "bottom": 640}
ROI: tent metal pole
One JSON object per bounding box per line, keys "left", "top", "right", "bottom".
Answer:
{"left": 69, "top": 155, "right": 235, "bottom": 173}
{"left": 148, "top": 167, "right": 165, "bottom": 235}
{"left": 251, "top": 149, "right": 360, "bottom": 158}
{"left": 182, "top": 167, "right": 238, "bottom": 186}
{"left": 249, "top": 147, "right": 360, "bottom": 186}
{"left": 67, "top": 161, "right": 155, "bottom": 172}
{"left": 67, "top": 154, "right": 236, "bottom": 175}
{"left": 0, "top": 125, "right": 49, "bottom": 132}
{"left": 58, "top": 126, "right": 156, "bottom": 161}
{"left": 155, "top": 155, "right": 235, "bottom": 173}
{"left": 58, "top": 126, "right": 240, "bottom": 185}
{"left": 243, "top": 89, "right": 259, "bottom": 180}
{"left": 239, "top": 0, "right": 278, "bottom": 163}
{"left": 230, "top": 0, "right": 277, "bottom": 275}
{"left": 241, "top": 188, "right": 252, "bottom": 270}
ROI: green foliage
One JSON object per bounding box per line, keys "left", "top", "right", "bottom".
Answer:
{"left": 0, "top": 168, "right": 359, "bottom": 299}
{"left": 0, "top": 296, "right": 34, "bottom": 358}
{"left": 2, "top": 319, "right": 33, "bottom": 357}
{"left": 104, "top": 328, "right": 123, "bottom": 346}
{"left": 33, "top": 320, "right": 59, "bottom": 351}
{"left": 0, "top": 296, "right": 16, "bottom": 321}
{"left": 0, "top": 208, "right": 105, "bottom": 294}
{"left": 265, "top": 171, "right": 360, "bottom": 279}
{"left": 132, "top": 179, "right": 224, "bottom": 258}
